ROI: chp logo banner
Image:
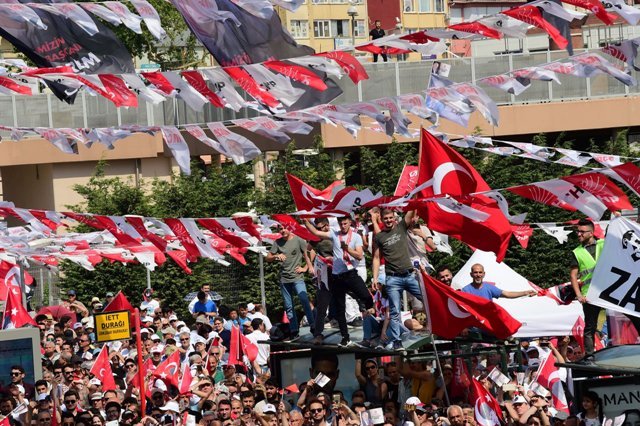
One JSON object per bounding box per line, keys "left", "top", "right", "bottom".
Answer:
{"left": 587, "top": 217, "right": 640, "bottom": 317}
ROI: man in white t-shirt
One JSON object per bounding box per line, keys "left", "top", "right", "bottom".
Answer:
{"left": 304, "top": 216, "right": 374, "bottom": 348}
{"left": 246, "top": 318, "right": 270, "bottom": 374}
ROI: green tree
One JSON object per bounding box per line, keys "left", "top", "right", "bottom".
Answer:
{"left": 75, "top": 0, "right": 205, "bottom": 70}
{"left": 359, "top": 140, "right": 418, "bottom": 194}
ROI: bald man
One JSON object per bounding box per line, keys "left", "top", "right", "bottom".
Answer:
{"left": 461, "top": 263, "right": 536, "bottom": 301}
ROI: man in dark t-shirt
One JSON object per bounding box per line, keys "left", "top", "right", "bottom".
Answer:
{"left": 369, "top": 20, "right": 387, "bottom": 63}
{"left": 372, "top": 209, "right": 423, "bottom": 350}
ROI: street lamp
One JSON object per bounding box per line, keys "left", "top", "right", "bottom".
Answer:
{"left": 347, "top": 6, "right": 358, "bottom": 50}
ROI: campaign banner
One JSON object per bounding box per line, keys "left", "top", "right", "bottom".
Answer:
{"left": 587, "top": 217, "right": 640, "bottom": 318}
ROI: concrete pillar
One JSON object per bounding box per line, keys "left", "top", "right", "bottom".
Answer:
{"left": 332, "top": 149, "right": 345, "bottom": 180}
{"left": 253, "top": 153, "right": 266, "bottom": 191}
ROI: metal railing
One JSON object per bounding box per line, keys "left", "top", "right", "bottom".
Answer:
{"left": 0, "top": 49, "right": 635, "bottom": 130}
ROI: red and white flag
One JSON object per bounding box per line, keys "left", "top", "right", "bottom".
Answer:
{"left": 602, "top": 40, "right": 640, "bottom": 71}
{"left": 160, "top": 127, "right": 191, "bottom": 175}
{"left": 416, "top": 129, "right": 512, "bottom": 261}
{"left": 233, "top": 118, "right": 290, "bottom": 144}
{"left": 512, "top": 224, "right": 533, "bottom": 249}
{"left": 316, "top": 51, "right": 369, "bottom": 84}
{"left": 225, "top": 66, "right": 279, "bottom": 108}
{"left": 603, "top": 0, "right": 640, "bottom": 24}
{"left": 229, "top": 325, "right": 258, "bottom": 366}
{"left": 2, "top": 287, "right": 36, "bottom": 330}
{"left": 130, "top": 0, "right": 166, "bottom": 40}
{"left": 508, "top": 184, "right": 577, "bottom": 212}
{"left": 562, "top": 172, "right": 632, "bottom": 212}
{"left": 271, "top": 214, "right": 320, "bottom": 242}
{"left": 125, "top": 216, "right": 168, "bottom": 252}
{"left": 534, "top": 354, "right": 570, "bottom": 414}
{"left": 502, "top": 5, "right": 568, "bottom": 48}
{"left": 105, "top": 1, "right": 143, "bottom": 33}
{"left": 207, "top": 122, "right": 261, "bottom": 165}
{"left": 470, "top": 377, "right": 504, "bottom": 425}
{"left": 561, "top": 0, "right": 616, "bottom": 24}
{"left": 263, "top": 60, "right": 328, "bottom": 91}
{"left": 201, "top": 68, "right": 246, "bottom": 111}
{"left": 394, "top": 165, "right": 420, "bottom": 197}
{"left": 90, "top": 346, "right": 117, "bottom": 391}
{"left": 534, "top": 179, "right": 608, "bottom": 219}
{"left": 420, "top": 272, "right": 522, "bottom": 339}
{"left": 478, "top": 74, "right": 530, "bottom": 95}
{"left": 31, "top": 3, "right": 99, "bottom": 35}
{"left": 286, "top": 173, "right": 344, "bottom": 212}
{"left": 571, "top": 53, "right": 637, "bottom": 86}
{"left": 197, "top": 218, "right": 250, "bottom": 249}
{"left": 178, "top": 363, "right": 193, "bottom": 395}
{"left": 606, "top": 163, "right": 640, "bottom": 198}
{"left": 181, "top": 71, "right": 225, "bottom": 108}
{"left": 162, "top": 71, "right": 208, "bottom": 111}
{"left": 572, "top": 316, "right": 585, "bottom": 352}
{"left": 152, "top": 349, "right": 181, "bottom": 388}
{"left": 448, "top": 22, "right": 502, "bottom": 39}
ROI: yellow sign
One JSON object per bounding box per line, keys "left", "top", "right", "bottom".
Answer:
{"left": 94, "top": 310, "right": 131, "bottom": 343}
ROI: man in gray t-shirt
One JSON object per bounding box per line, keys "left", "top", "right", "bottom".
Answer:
{"left": 372, "top": 208, "right": 424, "bottom": 351}
{"left": 266, "top": 225, "right": 315, "bottom": 338}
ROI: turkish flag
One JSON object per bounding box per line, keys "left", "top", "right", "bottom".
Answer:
{"left": 90, "top": 346, "right": 117, "bottom": 391}
{"left": 535, "top": 354, "right": 569, "bottom": 413}
{"left": 420, "top": 271, "right": 522, "bottom": 339}
{"left": 470, "top": 377, "right": 504, "bottom": 425}
{"left": 394, "top": 165, "right": 419, "bottom": 197}
{"left": 502, "top": 5, "right": 568, "bottom": 49}
{"left": 416, "top": 129, "right": 512, "bottom": 261}
{"left": 0, "top": 261, "right": 34, "bottom": 301}
{"left": 451, "top": 350, "right": 471, "bottom": 401}
{"left": 286, "top": 173, "right": 344, "bottom": 212}
{"left": 178, "top": 363, "right": 193, "bottom": 395}
{"left": 2, "top": 287, "right": 36, "bottom": 329}
{"left": 508, "top": 184, "right": 578, "bottom": 212}
{"left": 271, "top": 214, "right": 320, "bottom": 242}
{"left": 572, "top": 316, "right": 585, "bottom": 351}
{"left": 152, "top": 349, "right": 181, "bottom": 388}
{"left": 512, "top": 224, "right": 533, "bottom": 249}
{"left": 281, "top": 311, "right": 290, "bottom": 324}
{"left": 102, "top": 291, "right": 134, "bottom": 313}
{"left": 229, "top": 325, "right": 258, "bottom": 366}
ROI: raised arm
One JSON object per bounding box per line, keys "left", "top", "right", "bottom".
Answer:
{"left": 303, "top": 219, "right": 331, "bottom": 240}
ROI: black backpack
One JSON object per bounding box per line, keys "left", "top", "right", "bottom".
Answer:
{"left": 269, "top": 322, "right": 291, "bottom": 342}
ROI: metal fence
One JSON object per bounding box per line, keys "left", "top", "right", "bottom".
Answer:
{"left": 0, "top": 48, "right": 637, "bottom": 131}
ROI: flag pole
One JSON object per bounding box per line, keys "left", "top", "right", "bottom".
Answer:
{"left": 134, "top": 308, "right": 146, "bottom": 415}
{"left": 418, "top": 271, "right": 451, "bottom": 406}
{"left": 259, "top": 251, "right": 267, "bottom": 316}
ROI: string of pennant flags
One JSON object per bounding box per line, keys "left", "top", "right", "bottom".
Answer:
{"left": 2, "top": 39, "right": 639, "bottom": 172}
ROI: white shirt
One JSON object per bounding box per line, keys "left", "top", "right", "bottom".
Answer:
{"left": 246, "top": 330, "right": 270, "bottom": 366}
{"left": 251, "top": 312, "right": 272, "bottom": 331}
{"left": 140, "top": 299, "right": 160, "bottom": 316}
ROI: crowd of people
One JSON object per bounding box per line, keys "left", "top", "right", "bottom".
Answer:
{"left": 0, "top": 212, "right": 636, "bottom": 425}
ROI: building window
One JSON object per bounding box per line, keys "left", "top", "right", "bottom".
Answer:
{"left": 314, "top": 20, "right": 331, "bottom": 37}
{"left": 331, "top": 19, "right": 349, "bottom": 37}
{"left": 290, "top": 20, "right": 308, "bottom": 38}
{"left": 418, "top": 0, "right": 431, "bottom": 12}
{"left": 404, "top": 0, "right": 414, "bottom": 12}
{"left": 311, "top": 0, "right": 328, "bottom": 3}
{"left": 434, "top": 0, "right": 445, "bottom": 12}
{"left": 354, "top": 20, "right": 366, "bottom": 37}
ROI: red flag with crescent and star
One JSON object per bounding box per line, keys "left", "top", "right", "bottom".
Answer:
{"left": 286, "top": 173, "right": 344, "bottom": 212}
{"left": 416, "top": 129, "right": 512, "bottom": 261}
{"left": 90, "top": 346, "right": 117, "bottom": 391}
{"left": 420, "top": 271, "right": 521, "bottom": 339}
{"left": 152, "top": 349, "right": 181, "bottom": 388}
{"left": 470, "top": 377, "right": 504, "bottom": 425}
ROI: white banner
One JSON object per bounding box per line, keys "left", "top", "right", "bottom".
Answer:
{"left": 587, "top": 217, "right": 640, "bottom": 318}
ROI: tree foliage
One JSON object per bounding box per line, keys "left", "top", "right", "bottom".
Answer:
{"left": 75, "top": 0, "right": 205, "bottom": 70}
